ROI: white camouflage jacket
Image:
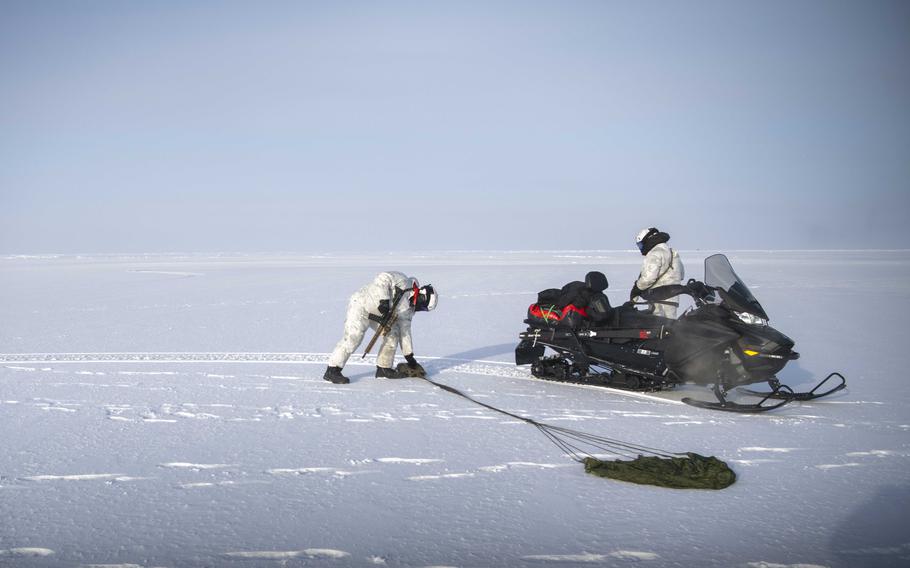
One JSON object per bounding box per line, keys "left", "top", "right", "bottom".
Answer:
{"left": 636, "top": 243, "right": 684, "bottom": 292}
{"left": 356, "top": 271, "right": 416, "bottom": 354}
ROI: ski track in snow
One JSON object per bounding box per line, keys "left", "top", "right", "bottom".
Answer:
{"left": 0, "top": 352, "right": 689, "bottom": 407}
{"left": 375, "top": 457, "right": 443, "bottom": 464}
{"left": 127, "top": 269, "right": 204, "bottom": 277}
{"left": 2, "top": 350, "right": 870, "bottom": 413}
{"left": 745, "top": 563, "right": 831, "bottom": 568}
{"left": 522, "top": 550, "right": 661, "bottom": 562}
{"left": 0, "top": 350, "right": 892, "bottom": 440}
{"left": 158, "top": 462, "right": 236, "bottom": 470}
{"left": 0, "top": 548, "right": 55, "bottom": 558}
{"left": 0, "top": 353, "right": 696, "bottom": 422}
{"left": 814, "top": 463, "right": 864, "bottom": 470}
{"left": 82, "top": 565, "right": 160, "bottom": 568}
{"left": 1, "top": 353, "right": 904, "bottom": 440}
{"left": 22, "top": 473, "right": 126, "bottom": 482}
{"left": 223, "top": 548, "right": 350, "bottom": 560}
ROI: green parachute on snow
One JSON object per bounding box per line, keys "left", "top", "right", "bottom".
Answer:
{"left": 583, "top": 453, "right": 735, "bottom": 490}
{"left": 420, "top": 375, "right": 736, "bottom": 490}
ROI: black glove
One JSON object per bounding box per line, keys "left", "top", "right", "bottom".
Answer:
{"left": 630, "top": 284, "right": 643, "bottom": 302}
{"left": 378, "top": 299, "right": 390, "bottom": 315}
{"left": 398, "top": 354, "right": 426, "bottom": 378}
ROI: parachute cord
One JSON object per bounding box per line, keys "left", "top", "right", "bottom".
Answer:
{"left": 420, "top": 376, "right": 681, "bottom": 462}
{"left": 543, "top": 424, "right": 683, "bottom": 459}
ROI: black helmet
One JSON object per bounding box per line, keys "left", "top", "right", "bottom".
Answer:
{"left": 414, "top": 284, "right": 438, "bottom": 312}
{"left": 635, "top": 227, "right": 670, "bottom": 255}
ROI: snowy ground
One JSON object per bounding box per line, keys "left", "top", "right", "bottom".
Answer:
{"left": 1, "top": 251, "right": 908, "bottom": 568}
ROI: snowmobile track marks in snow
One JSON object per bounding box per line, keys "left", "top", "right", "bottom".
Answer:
{"left": 0, "top": 351, "right": 714, "bottom": 408}
{"left": 0, "top": 351, "right": 706, "bottom": 416}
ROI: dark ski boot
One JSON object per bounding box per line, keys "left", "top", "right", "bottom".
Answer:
{"left": 323, "top": 366, "right": 350, "bottom": 384}
{"left": 375, "top": 366, "right": 408, "bottom": 379}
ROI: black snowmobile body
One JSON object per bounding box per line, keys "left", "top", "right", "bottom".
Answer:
{"left": 515, "top": 254, "right": 844, "bottom": 412}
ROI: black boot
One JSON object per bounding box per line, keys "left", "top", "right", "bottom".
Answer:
{"left": 323, "top": 366, "right": 350, "bottom": 384}
{"left": 375, "top": 366, "right": 407, "bottom": 379}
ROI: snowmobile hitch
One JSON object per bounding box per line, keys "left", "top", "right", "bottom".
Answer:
{"left": 742, "top": 372, "right": 846, "bottom": 401}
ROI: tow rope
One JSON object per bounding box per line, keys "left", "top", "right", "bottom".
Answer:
{"left": 415, "top": 372, "right": 736, "bottom": 490}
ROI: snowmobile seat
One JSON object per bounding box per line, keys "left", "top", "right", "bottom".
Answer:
{"left": 587, "top": 293, "right": 613, "bottom": 325}
{"left": 611, "top": 305, "right": 675, "bottom": 330}
{"left": 585, "top": 271, "right": 608, "bottom": 293}
{"left": 584, "top": 271, "right": 613, "bottom": 325}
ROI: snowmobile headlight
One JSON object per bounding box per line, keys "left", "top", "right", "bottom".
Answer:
{"left": 734, "top": 311, "right": 768, "bottom": 326}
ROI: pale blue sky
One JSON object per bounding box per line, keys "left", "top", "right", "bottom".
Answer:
{"left": 2, "top": 0, "right": 908, "bottom": 252}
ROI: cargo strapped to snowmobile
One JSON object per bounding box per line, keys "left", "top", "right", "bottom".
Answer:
{"left": 418, "top": 375, "right": 736, "bottom": 490}
{"left": 527, "top": 303, "right": 589, "bottom": 328}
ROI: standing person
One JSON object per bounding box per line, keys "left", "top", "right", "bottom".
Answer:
{"left": 631, "top": 227, "right": 685, "bottom": 318}
{"left": 324, "top": 271, "right": 438, "bottom": 384}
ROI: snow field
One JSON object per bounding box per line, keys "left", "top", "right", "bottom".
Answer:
{"left": 1, "top": 251, "right": 908, "bottom": 567}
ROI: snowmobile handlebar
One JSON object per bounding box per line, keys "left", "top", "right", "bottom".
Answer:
{"left": 638, "top": 280, "right": 715, "bottom": 304}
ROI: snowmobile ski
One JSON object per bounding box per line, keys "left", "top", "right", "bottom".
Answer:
{"left": 680, "top": 384, "right": 795, "bottom": 413}
{"left": 741, "top": 372, "right": 846, "bottom": 402}
{"left": 680, "top": 395, "right": 792, "bottom": 413}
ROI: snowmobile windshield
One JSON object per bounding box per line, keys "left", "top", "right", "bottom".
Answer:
{"left": 703, "top": 254, "right": 769, "bottom": 320}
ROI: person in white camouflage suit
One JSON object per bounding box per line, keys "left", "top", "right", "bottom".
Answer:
{"left": 631, "top": 227, "right": 685, "bottom": 318}
{"left": 324, "top": 271, "right": 438, "bottom": 384}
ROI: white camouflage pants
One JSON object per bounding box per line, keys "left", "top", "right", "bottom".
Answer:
{"left": 328, "top": 295, "right": 402, "bottom": 369}
{"left": 651, "top": 300, "right": 678, "bottom": 319}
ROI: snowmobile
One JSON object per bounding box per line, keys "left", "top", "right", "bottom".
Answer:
{"left": 514, "top": 254, "right": 845, "bottom": 413}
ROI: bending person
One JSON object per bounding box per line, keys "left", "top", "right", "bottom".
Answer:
{"left": 324, "top": 271, "right": 437, "bottom": 384}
